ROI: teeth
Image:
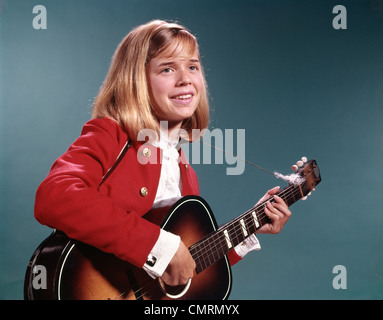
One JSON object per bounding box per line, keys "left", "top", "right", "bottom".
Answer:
{"left": 173, "top": 94, "right": 192, "bottom": 100}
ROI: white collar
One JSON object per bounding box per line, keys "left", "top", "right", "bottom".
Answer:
{"left": 151, "top": 129, "right": 180, "bottom": 151}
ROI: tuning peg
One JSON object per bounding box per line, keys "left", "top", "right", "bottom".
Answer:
{"left": 296, "top": 160, "right": 304, "bottom": 167}
{"left": 292, "top": 156, "right": 307, "bottom": 172}
{"left": 302, "top": 192, "right": 313, "bottom": 201}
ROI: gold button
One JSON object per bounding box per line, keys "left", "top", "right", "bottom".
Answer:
{"left": 140, "top": 187, "right": 148, "bottom": 197}
{"left": 143, "top": 147, "right": 151, "bottom": 157}
{"left": 185, "top": 164, "right": 188, "bottom": 170}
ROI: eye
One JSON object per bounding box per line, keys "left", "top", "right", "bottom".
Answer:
{"left": 189, "top": 65, "right": 198, "bottom": 71}
{"left": 162, "top": 67, "right": 173, "bottom": 73}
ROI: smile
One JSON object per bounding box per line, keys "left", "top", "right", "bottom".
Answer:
{"left": 171, "top": 94, "right": 193, "bottom": 100}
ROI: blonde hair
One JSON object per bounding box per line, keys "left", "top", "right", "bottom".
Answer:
{"left": 92, "top": 20, "right": 209, "bottom": 141}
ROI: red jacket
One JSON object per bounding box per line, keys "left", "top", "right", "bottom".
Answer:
{"left": 35, "top": 118, "right": 241, "bottom": 268}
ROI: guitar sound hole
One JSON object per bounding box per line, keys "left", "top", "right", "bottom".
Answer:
{"left": 158, "top": 278, "right": 191, "bottom": 299}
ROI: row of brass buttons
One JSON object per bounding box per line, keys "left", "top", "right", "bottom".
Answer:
{"left": 139, "top": 147, "right": 188, "bottom": 197}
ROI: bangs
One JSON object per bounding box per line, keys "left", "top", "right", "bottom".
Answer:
{"left": 147, "top": 26, "right": 199, "bottom": 62}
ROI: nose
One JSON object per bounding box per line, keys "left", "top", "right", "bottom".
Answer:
{"left": 176, "top": 69, "right": 191, "bottom": 87}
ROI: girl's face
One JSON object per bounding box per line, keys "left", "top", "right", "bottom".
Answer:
{"left": 146, "top": 51, "right": 203, "bottom": 133}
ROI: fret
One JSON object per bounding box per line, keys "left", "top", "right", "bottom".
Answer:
{"left": 197, "top": 258, "right": 206, "bottom": 274}
{"left": 280, "top": 185, "right": 295, "bottom": 206}
{"left": 240, "top": 218, "right": 248, "bottom": 237}
{"left": 281, "top": 192, "right": 288, "bottom": 205}
{"left": 291, "top": 186, "right": 297, "bottom": 203}
{"left": 214, "top": 233, "right": 225, "bottom": 260}
{"left": 228, "top": 218, "right": 248, "bottom": 249}
{"left": 204, "top": 237, "right": 212, "bottom": 263}
{"left": 298, "top": 185, "right": 304, "bottom": 198}
{"left": 197, "top": 243, "right": 207, "bottom": 272}
{"left": 190, "top": 246, "right": 203, "bottom": 274}
{"left": 229, "top": 224, "right": 241, "bottom": 248}
{"left": 211, "top": 234, "right": 220, "bottom": 263}
{"left": 204, "top": 237, "right": 213, "bottom": 266}
{"left": 246, "top": 214, "right": 257, "bottom": 235}
{"left": 259, "top": 208, "right": 269, "bottom": 226}
{"left": 252, "top": 210, "right": 260, "bottom": 228}
{"left": 223, "top": 229, "right": 232, "bottom": 249}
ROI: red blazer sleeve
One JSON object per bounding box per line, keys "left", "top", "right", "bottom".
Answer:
{"left": 34, "top": 118, "right": 161, "bottom": 268}
{"left": 227, "top": 249, "right": 243, "bottom": 266}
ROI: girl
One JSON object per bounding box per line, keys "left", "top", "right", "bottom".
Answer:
{"left": 34, "top": 20, "right": 291, "bottom": 289}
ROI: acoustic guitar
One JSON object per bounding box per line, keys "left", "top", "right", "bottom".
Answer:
{"left": 24, "top": 159, "right": 321, "bottom": 300}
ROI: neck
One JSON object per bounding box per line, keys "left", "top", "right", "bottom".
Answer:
{"left": 189, "top": 182, "right": 310, "bottom": 274}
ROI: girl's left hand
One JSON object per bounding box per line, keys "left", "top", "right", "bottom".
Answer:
{"left": 255, "top": 186, "right": 292, "bottom": 234}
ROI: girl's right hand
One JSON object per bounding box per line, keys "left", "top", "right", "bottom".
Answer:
{"left": 160, "top": 241, "right": 196, "bottom": 286}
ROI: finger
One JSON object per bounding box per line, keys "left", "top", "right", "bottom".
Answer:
{"left": 267, "top": 186, "right": 280, "bottom": 196}
{"left": 265, "top": 201, "right": 284, "bottom": 219}
{"left": 273, "top": 196, "right": 290, "bottom": 212}
{"left": 264, "top": 204, "right": 277, "bottom": 221}
{"left": 264, "top": 204, "right": 284, "bottom": 234}
{"left": 270, "top": 196, "right": 291, "bottom": 217}
{"left": 256, "top": 186, "right": 280, "bottom": 205}
{"left": 273, "top": 203, "right": 291, "bottom": 217}
{"left": 273, "top": 194, "right": 286, "bottom": 205}
{"left": 272, "top": 204, "right": 292, "bottom": 218}
{"left": 264, "top": 186, "right": 280, "bottom": 201}
{"left": 269, "top": 202, "right": 288, "bottom": 216}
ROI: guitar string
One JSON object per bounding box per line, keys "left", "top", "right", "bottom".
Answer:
{"left": 188, "top": 185, "right": 307, "bottom": 266}
{"left": 192, "top": 183, "right": 312, "bottom": 265}
{"left": 189, "top": 183, "right": 304, "bottom": 255}
{"left": 200, "top": 138, "right": 305, "bottom": 186}
{"left": 199, "top": 138, "right": 276, "bottom": 176}
{"left": 199, "top": 185, "right": 309, "bottom": 259}
{"left": 133, "top": 279, "right": 186, "bottom": 300}
{"left": 111, "top": 185, "right": 307, "bottom": 300}
{"left": 110, "top": 275, "right": 158, "bottom": 300}
{"left": 111, "top": 271, "right": 188, "bottom": 300}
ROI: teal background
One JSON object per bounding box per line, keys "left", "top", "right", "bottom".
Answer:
{"left": 1, "top": 0, "right": 382, "bottom": 299}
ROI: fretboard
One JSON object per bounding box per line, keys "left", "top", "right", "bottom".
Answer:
{"left": 189, "top": 182, "right": 311, "bottom": 274}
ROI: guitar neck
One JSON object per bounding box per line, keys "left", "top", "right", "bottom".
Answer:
{"left": 189, "top": 183, "right": 311, "bottom": 274}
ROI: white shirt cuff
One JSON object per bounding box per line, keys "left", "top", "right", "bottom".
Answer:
{"left": 234, "top": 234, "right": 261, "bottom": 258}
{"left": 142, "top": 229, "right": 180, "bottom": 279}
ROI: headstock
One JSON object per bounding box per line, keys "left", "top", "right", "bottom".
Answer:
{"left": 295, "top": 158, "right": 321, "bottom": 199}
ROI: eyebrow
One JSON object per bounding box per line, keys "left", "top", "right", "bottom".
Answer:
{"left": 156, "top": 59, "right": 200, "bottom": 68}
